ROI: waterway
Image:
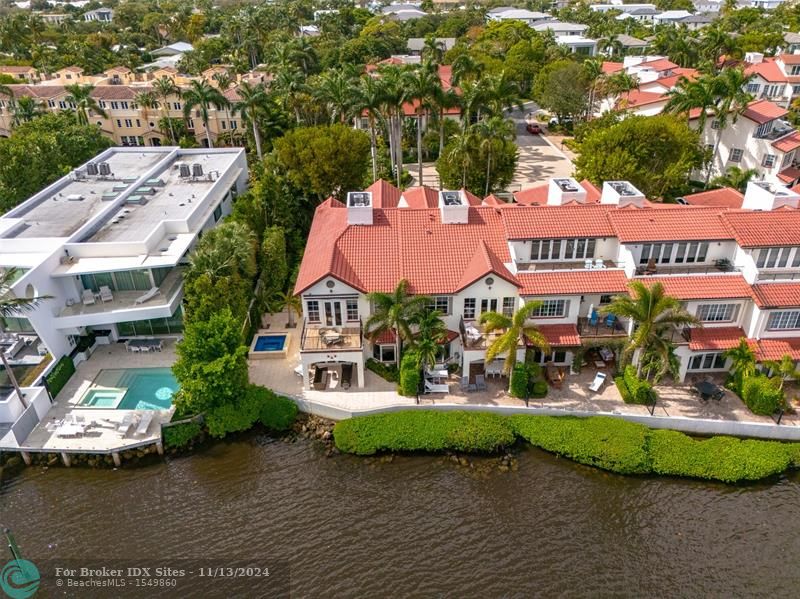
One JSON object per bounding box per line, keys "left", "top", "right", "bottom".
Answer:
{"left": 2, "top": 435, "right": 800, "bottom": 597}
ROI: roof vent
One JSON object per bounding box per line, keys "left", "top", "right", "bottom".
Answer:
{"left": 86, "top": 162, "right": 98, "bottom": 176}
{"left": 192, "top": 163, "right": 204, "bottom": 177}
{"left": 742, "top": 181, "right": 800, "bottom": 211}
{"left": 745, "top": 51, "right": 764, "bottom": 64}
{"left": 346, "top": 191, "right": 373, "bottom": 225}
{"left": 438, "top": 190, "right": 469, "bottom": 224}
{"left": 98, "top": 162, "right": 111, "bottom": 176}
{"left": 66, "top": 194, "right": 84, "bottom": 201}
{"left": 179, "top": 163, "right": 191, "bottom": 178}
{"left": 601, "top": 181, "right": 646, "bottom": 208}
{"left": 547, "top": 178, "right": 587, "bottom": 205}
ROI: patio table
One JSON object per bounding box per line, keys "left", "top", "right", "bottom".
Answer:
{"left": 694, "top": 381, "right": 718, "bottom": 399}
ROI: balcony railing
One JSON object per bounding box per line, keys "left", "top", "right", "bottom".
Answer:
{"left": 577, "top": 316, "right": 629, "bottom": 338}
{"left": 300, "top": 319, "right": 363, "bottom": 352}
{"left": 757, "top": 270, "right": 800, "bottom": 282}
{"left": 458, "top": 316, "right": 519, "bottom": 351}
{"left": 516, "top": 259, "right": 625, "bottom": 272}
{"left": 634, "top": 261, "right": 741, "bottom": 277}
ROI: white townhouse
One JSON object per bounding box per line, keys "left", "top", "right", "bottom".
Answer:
{"left": 0, "top": 147, "right": 248, "bottom": 424}
{"left": 486, "top": 8, "right": 550, "bottom": 26}
{"left": 294, "top": 177, "right": 800, "bottom": 389}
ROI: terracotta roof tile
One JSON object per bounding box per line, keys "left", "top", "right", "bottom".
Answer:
{"left": 688, "top": 326, "right": 747, "bottom": 351}
{"left": 482, "top": 194, "right": 506, "bottom": 206}
{"left": 536, "top": 324, "right": 581, "bottom": 347}
{"left": 752, "top": 282, "right": 800, "bottom": 308}
{"left": 638, "top": 275, "right": 753, "bottom": 300}
{"left": 745, "top": 59, "right": 787, "bottom": 84}
{"left": 639, "top": 58, "right": 678, "bottom": 71}
{"left": 0, "top": 66, "right": 35, "bottom": 73}
{"left": 400, "top": 186, "right": 440, "bottom": 208}
{"left": 722, "top": 210, "right": 800, "bottom": 247}
{"left": 742, "top": 99, "right": 788, "bottom": 124}
{"left": 778, "top": 166, "right": 800, "bottom": 183}
{"left": 457, "top": 240, "right": 519, "bottom": 291}
{"left": 607, "top": 207, "right": 732, "bottom": 242}
{"left": 513, "top": 180, "right": 601, "bottom": 206}
{"left": 502, "top": 204, "right": 614, "bottom": 239}
{"left": 772, "top": 131, "right": 800, "bottom": 153}
{"left": 91, "top": 86, "right": 140, "bottom": 100}
{"left": 618, "top": 90, "right": 666, "bottom": 109}
{"left": 682, "top": 187, "right": 743, "bottom": 208}
{"left": 780, "top": 54, "right": 800, "bottom": 65}
{"left": 602, "top": 61, "right": 624, "bottom": 74}
{"left": 365, "top": 179, "right": 401, "bottom": 208}
{"left": 755, "top": 338, "right": 800, "bottom": 361}
{"left": 518, "top": 269, "right": 629, "bottom": 296}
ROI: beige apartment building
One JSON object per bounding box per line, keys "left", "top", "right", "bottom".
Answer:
{"left": 0, "top": 65, "right": 267, "bottom": 147}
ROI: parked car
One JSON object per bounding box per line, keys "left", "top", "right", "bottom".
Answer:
{"left": 526, "top": 123, "right": 542, "bottom": 134}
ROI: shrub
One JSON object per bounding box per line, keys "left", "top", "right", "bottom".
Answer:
{"left": 366, "top": 358, "right": 398, "bottom": 383}
{"left": 333, "top": 411, "right": 516, "bottom": 455}
{"left": 741, "top": 375, "right": 784, "bottom": 416}
{"left": 163, "top": 421, "right": 203, "bottom": 449}
{"left": 398, "top": 351, "right": 421, "bottom": 396}
{"left": 509, "top": 362, "right": 528, "bottom": 398}
{"left": 44, "top": 355, "right": 76, "bottom": 398}
{"left": 205, "top": 384, "right": 299, "bottom": 437}
{"left": 511, "top": 415, "right": 652, "bottom": 475}
{"left": 649, "top": 430, "right": 792, "bottom": 483}
{"left": 530, "top": 380, "right": 548, "bottom": 398}
{"left": 615, "top": 365, "right": 656, "bottom": 405}
{"left": 258, "top": 390, "right": 298, "bottom": 431}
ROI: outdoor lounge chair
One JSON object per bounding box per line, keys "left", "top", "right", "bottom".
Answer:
{"left": 594, "top": 258, "right": 605, "bottom": 269}
{"left": 134, "top": 412, "right": 153, "bottom": 436}
{"left": 82, "top": 289, "right": 96, "bottom": 305}
{"left": 475, "top": 374, "right": 487, "bottom": 391}
{"left": 424, "top": 380, "right": 449, "bottom": 394}
{"left": 99, "top": 286, "right": 114, "bottom": 302}
{"left": 604, "top": 314, "right": 616, "bottom": 329}
{"left": 341, "top": 364, "right": 353, "bottom": 390}
{"left": 588, "top": 372, "right": 607, "bottom": 392}
{"left": 134, "top": 287, "right": 161, "bottom": 305}
{"left": 588, "top": 310, "right": 598, "bottom": 327}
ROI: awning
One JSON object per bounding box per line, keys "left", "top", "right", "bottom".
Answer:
{"left": 688, "top": 327, "right": 749, "bottom": 351}
{"left": 531, "top": 324, "right": 581, "bottom": 348}
{"left": 755, "top": 338, "right": 800, "bottom": 362}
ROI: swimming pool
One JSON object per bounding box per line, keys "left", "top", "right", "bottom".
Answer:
{"left": 249, "top": 333, "right": 290, "bottom": 359}
{"left": 78, "top": 368, "right": 178, "bottom": 410}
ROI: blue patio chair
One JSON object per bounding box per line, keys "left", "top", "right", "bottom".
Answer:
{"left": 604, "top": 314, "right": 616, "bottom": 329}
{"left": 588, "top": 310, "right": 599, "bottom": 327}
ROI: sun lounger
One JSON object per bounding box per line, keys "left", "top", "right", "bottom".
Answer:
{"left": 134, "top": 287, "right": 161, "bottom": 305}
{"left": 588, "top": 372, "right": 607, "bottom": 392}
{"left": 425, "top": 368, "right": 448, "bottom": 379}
{"left": 82, "top": 289, "right": 96, "bottom": 305}
{"left": 99, "top": 285, "right": 114, "bottom": 302}
{"left": 424, "top": 380, "right": 449, "bottom": 394}
{"left": 134, "top": 412, "right": 153, "bottom": 436}
{"left": 116, "top": 413, "right": 134, "bottom": 434}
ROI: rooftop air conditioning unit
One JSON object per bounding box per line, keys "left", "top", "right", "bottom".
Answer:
{"left": 86, "top": 162, "right": 98, "bottom": 176}
{"left": 191, "top": 163, "right": 204, "bottom": 177}
{"left": 98, "top": 162, "right": 111, "bottom": 176}
{"left": 179, "top": 163, "right": 191, "bottom": 178}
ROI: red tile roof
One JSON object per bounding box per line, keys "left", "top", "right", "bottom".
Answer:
{"left": 672, "top": 67, "right": 700, "bottom": 78}
{"left": 502, "top": 204, "right": 615, "bottom": 239}
{"left": 780, "top": 54, "right": 800, "bottom": 65}
{"left": 400, "top": 186, "right": 440, "bottom": 208}
{"left": 722, "top": 210, "right": 800, "bottom": 247}
{"left": 456, "top": 240, "right": 520, "bottom": 292}
{"left": 639, "top": 275, "right": 753, "bottom": 300}
{"left": 688, "top": 326, "right": 748, "bottom": 351}
{"left": 518, "top": 269, "right": 629, "bottom": 296}
{"left": 751, "top": 282, "right": 800, "bottom": 308}
{"left": 536, "top": 324, "right": 581, "bottom": 347}
{"left": 755, "top": 338, "right": 800, "bottom": 361}
{"left": 607, "top": 208, "right": 732, "bottom": 242}
{"left": 745, "top": 59, "right": 787, "bottom": 84}
{"left": 513, "top": 180, "right": 601, "bottom": 205}
{"left": 742, "top": 99, "right": 788, "bottom": 124}
{"left": 0, "top": 65, "right": 35, "bottom": 73}
{"left": 366, "top": 179, "right": 401, "bottom": 208}
{"left": 682, "top": 187, "right": 743, "bottom": 209}
{"left": 639, "top": 58, "right": 678, "bottom": 71}
{"left": 602, "top": 61, "right": 624, "bottom": 74}
{"left": 772, "top": 131, "right": 800, "bottom": 153}
{"left": 618, "top": 90, "right": 666, "bottom": 109}
{"left": 778, "top": 166, "right": 800, "bottom": 183}
{"left": 482, "top": 194, "right": 506, "bottom": 206}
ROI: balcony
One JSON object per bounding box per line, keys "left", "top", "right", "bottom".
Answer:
{"left": 756, "top": 269, "right": 800, "bottom": 282}
{"left": 634, "top": 261, "right": 741, "bottom": 277}
{"left": 516, "top": 259, "right": 624, "bottom": 272}
{"left": 577, "top": 316, "right": 629, "bottom": 338}
{"left": 300, "top": 319, "right": 363, "bottom": 352}
{"left": 459, "top": 317, "right": 519, "bottom": 351}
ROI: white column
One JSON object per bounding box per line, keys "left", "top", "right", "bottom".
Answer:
{"left": 356, "top": 358, "right": 365, "bottom": 389}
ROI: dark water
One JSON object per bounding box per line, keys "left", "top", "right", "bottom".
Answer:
{"left": 3, "top": 436, "right": 800, "bottom": 598}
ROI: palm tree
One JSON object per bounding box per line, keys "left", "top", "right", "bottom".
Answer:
{"left": 665, "top": 74, "right": 717, "bottom": 132}
{"left": 313, "top": 69, "right": 357, "bottom": 125}
{"left": 152, "top": 76, "right": 179, "bottom": 144}
{"left": 710, "top": 166, "right": 757, "bottom": 192}
{"left": 0, "top": 83, "right": 12, "bottom": 104}
{"left": 365, "top": 279, "right": 429, "bottom": 366}
{"left": 474, "top": 116, "right": 515, "bottom": 196}
{"left": 444, "top": 128, "right": 474, "bottom": 189}
{"left": 10, "top": 96, "right": 41, "bottom": 125}
{"left": 64, "top": 83, "right": 106, "bottom": 126}
{"left": 601, "top": 281, "right": 700, "bottom": 378}
{"left": 356, "top": 75, "right": 384, "bottom": 182}
{"left": 234, "top": 81, "right": 268, "bottom": 160}
{"left": 599, "top": 35, "right": 624, "bottom": 57}
{"left": 432, "top": 84, "right": 459, "bottom": 159}
{"left": 451, "top": 53, "right": 482, "bottom": 86}
{"left": 479, "top": 301, "right": 550, "bottom": 377}
{"left": 272, "top": 68, "right": 306, "bottom": 125}
{"left": 480, "top": 71, "right": 523, "bottom": 118}
{"left": 134, "top": 90, "right": 157, "bottom": 144}
{"left": 412, "top": 309, "right": 448, "bottom": 369}
{"left": 376, "top": 65, "right": 408, "bottom": 187}
{"left": 604, "top": 71, "right": 640, "bottom": 111}
{"left": 584, "top": 59, "right": 605, "bottom": 119}
{"left": 403, "top": 63, "right": 440, "bottom": 186}
{"left": 275, "top": 291, "right": 302, "bottom": 328}
{"left": 422, "top": 35, "right": 446, "bottom": 64}
{"left": 724, "top": 337, "right": 756, "bottom": 391}
{"left": 213, "top": 71, "right": 235, "bottom": 146}
{"left": 182, "top": 79, "right": 229, "bottom": 149}
{"left": 706, "top": 68, "right": 754, "bottom": 184}
{"left": 763, "top": 354, "right": 800, "bottom": 391}
{"left": 0, "top": 267, "right": 51, "bottom": 408}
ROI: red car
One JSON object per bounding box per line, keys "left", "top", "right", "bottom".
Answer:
{"left": 526, "top": 123, "right": 542, "bottom": 134}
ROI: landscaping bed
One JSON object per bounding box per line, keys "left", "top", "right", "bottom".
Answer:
{"left": 333, "top": 411, "right": 800, "bottom": 484}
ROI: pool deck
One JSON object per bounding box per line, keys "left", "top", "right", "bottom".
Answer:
{"left": 18, "top": 341, "right": 177, "bottom": 454}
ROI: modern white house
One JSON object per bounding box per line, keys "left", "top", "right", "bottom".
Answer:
{"left": 83, "top": 7, "right": 113, "bottom": 22}
{"left": 0, "top": 147, "right": 248, "bottom": 427}
{"left": 294, "top": 178, "right": 800, "bottom": 389}
{"left": 486, "top": 8, "right": 550, "bottom": 26}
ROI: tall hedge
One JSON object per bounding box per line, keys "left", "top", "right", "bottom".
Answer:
{"left": 509, "top": 362, "right": 528, "bottom": 398}
{"left": 615, "top": 365, "right": 656, "bottom": 405}
{"left": 44, "top": 355, "right": 76, "bottom": 398}
{"left": 398, "top": 352, "right": 421, "bottom": 397}
{"left": 741, "top": 375, "right": 784, "bottom": 416}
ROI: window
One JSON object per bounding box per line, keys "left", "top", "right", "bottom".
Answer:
{"left": 221, "top": 121, "right": 226, "bottom": 130}
{"left": 696, "top": 303, "right": 738, "bottom": 322}
{"left": 58, "top": 100, "right": 67, "bottom": 109}
{"left": 531, "top": 238, "right": 594, "bottom": 261}
{"left": 673, "top": 241, "right": 709, "bottom": 264}
{"left": 757, "top": 247, "right": 792, "bottom": 268}
{"left": 110, "top": 101, "right": 119, "bottom": 110}
{"left": 463, "top": 298, "right": 476, "bottom": 320}
{"left": 230, "top": 120, "right": 237, "bottom": 129}
{"left": 135, "top": 119, "right": 140, "bottom": 128}
{"left": 173, "top": 102, "right": 181, "bottom": 110}
{"left": 762, "top": 154, "right": 777, "bottom": 168}
{"left": 599, "top": 294, "right": 613, "bottom": 305}
{"left": 729, "top": 148, "right": 743, "bottom": 163}
{"left": 47, "top": 100, "right": 55, "bottom": 108}
{"left": 688, "top": 352, "right": 727, "bottom": 370}
{"left": 480, "top": 298, "right": 498, "bottom": 314}
{"left": 793, "top": 85, "right": 800, "bottom": 96}
{"left": 428, "top": 296, "right": 451, "bottom": 315}
{"left": 746, "top": 83, "right": 760, "bottom": 94}
{"left": 346, "top": 298, "right": 359, "bottom": 321}
{"left": 531, "top": 299, "right": 568, "bottom": 318}
{"left": 121, "top": 101, "right": 129, "bottom": 109}
{"left": 372, "top": 344, "right": 395, "bottom": 363}
{"left": 793, "top": 249, "right": 800, "bottom": 268}
{"left": 124, "top": 119, "right": 133, "bottom": 128}
{"left": 767, "top": 310, "right": 800, "bottom": 330}
{"left": 783, "top": 152, "right": 794, "bottom": 168}
{"left": 564, "top": 238, "right": 596, "bottom": 260}
{"left": 99, "top": 100, "right": 107, "bottom": 108}
{"left": 213, "top": 203, "right": 223, "bottom": 222}
{"left": 640, "top": 243, "right": 676, "bottom": 265}
{"left": 116, "top": 119, "right": 122, "bottom": 128}
{"left": 763, "top": 84, "right": 781, "bottom": 98}
{"left": 306, "top": 300, "right": 320, "bottom": 323}
{"left": 792, "top": 65, "right": 800, "bottom": 76}
{"left": 502, "top": 297, "right": 515, "bottom": 318}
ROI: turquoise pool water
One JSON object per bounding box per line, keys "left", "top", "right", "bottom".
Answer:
{"left": 90, "top": 368, "right": 178, "bottom": 410}
{"left": 80, "top": 388, "right": 126, "bottom": 408}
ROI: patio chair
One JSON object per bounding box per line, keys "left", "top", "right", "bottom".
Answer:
{"left": 424, "top": 380, "right": 449, "bottom": 394}
{"left": 588, "top": 372, "right": 607, "bottom": 392}
{"left": 475, "top": 374, "right": 488, "bottom": 391}
{"left": 584, "top": 259, "right": 593, "bottom": 269}
{"left": 99, "top": 286, "right": 114, "bottom": 302}
{"left": 711, "top": 388, "right": 725, "bottom": 401}
{"left": 134, "top": 412, "right": 154, "bottom": 436}
{"left": 588, "top": 310, "right": 599, "bottom": 327}
{"left": 312, "top": 367, "right": 326, "bottom": 390}
{"left": 594, "top": 258, "right": 605, "bottom": 269}
{"left": 460, "top": 376, "right": 476, "bottom": 392}
{"left": 134, "top": 287, "right": 160, "bottom": 305}
{"left": 604, "top": 314, "right": 616, "bottom": 329}
{"left": 82, "top": 289, "right": 96, "bottom": 306}
{"left": 341, "top": 364, "right": 353, "bottom": 390}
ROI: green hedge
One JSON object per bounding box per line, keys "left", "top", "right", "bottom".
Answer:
{"left": 45, "top": 355, "right": 75, "bottom": 398}
{"left": 333, "top": 411, "right": 800, "bottom": 483}
{"left": 531, "top": 380, "right": 548, "bottom": 398}
{"left": 741, "top": 375, "right": 784, "bottom": 416}
{"left": 205, "top": 384, "right": 298, "bottom": 438}
{"left": 615, "top": 365, "right": 657, "bottom": 405}
{"left": 366, "top": 358, "right": 398, "bottom": 383}
{"left": 509, "top": 363, "right": 528, "bottom": 398}
{"left": 398, "top": 352, "right": 421, "bottom": 396}
{"left": 163, "top": 421, "right": 203, "bottom": 449}
{"left": 333, "top": 411, "right": 516, "bottom": 455}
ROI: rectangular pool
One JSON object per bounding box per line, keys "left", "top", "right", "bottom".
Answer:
{"left": 79, "top": 367, "right": 178, "bottom": 410}
{"left": 249, "top": 333, "right": 290, "bottom": 359}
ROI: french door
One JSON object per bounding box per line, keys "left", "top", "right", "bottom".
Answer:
{"left": 324, "top": 301, "right": 343, "bottom": 327}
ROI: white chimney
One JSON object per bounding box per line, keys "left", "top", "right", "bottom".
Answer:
{"left": 742, "top": 181, "right": 800, "bottom": 211}
{"left": 745, "top": 51, "right": 764, "bottom": 64}
{"left": 601, "top": 181, "right": 646, "bottom": 208}
{"left": 346, "top": 191, "right": 373, "bottom": 225}
{"left": 438, "top": 190, "right": 469, "bottom": 224}
{"left": 547, "top": 178, "right": 587, "bottom": 205}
